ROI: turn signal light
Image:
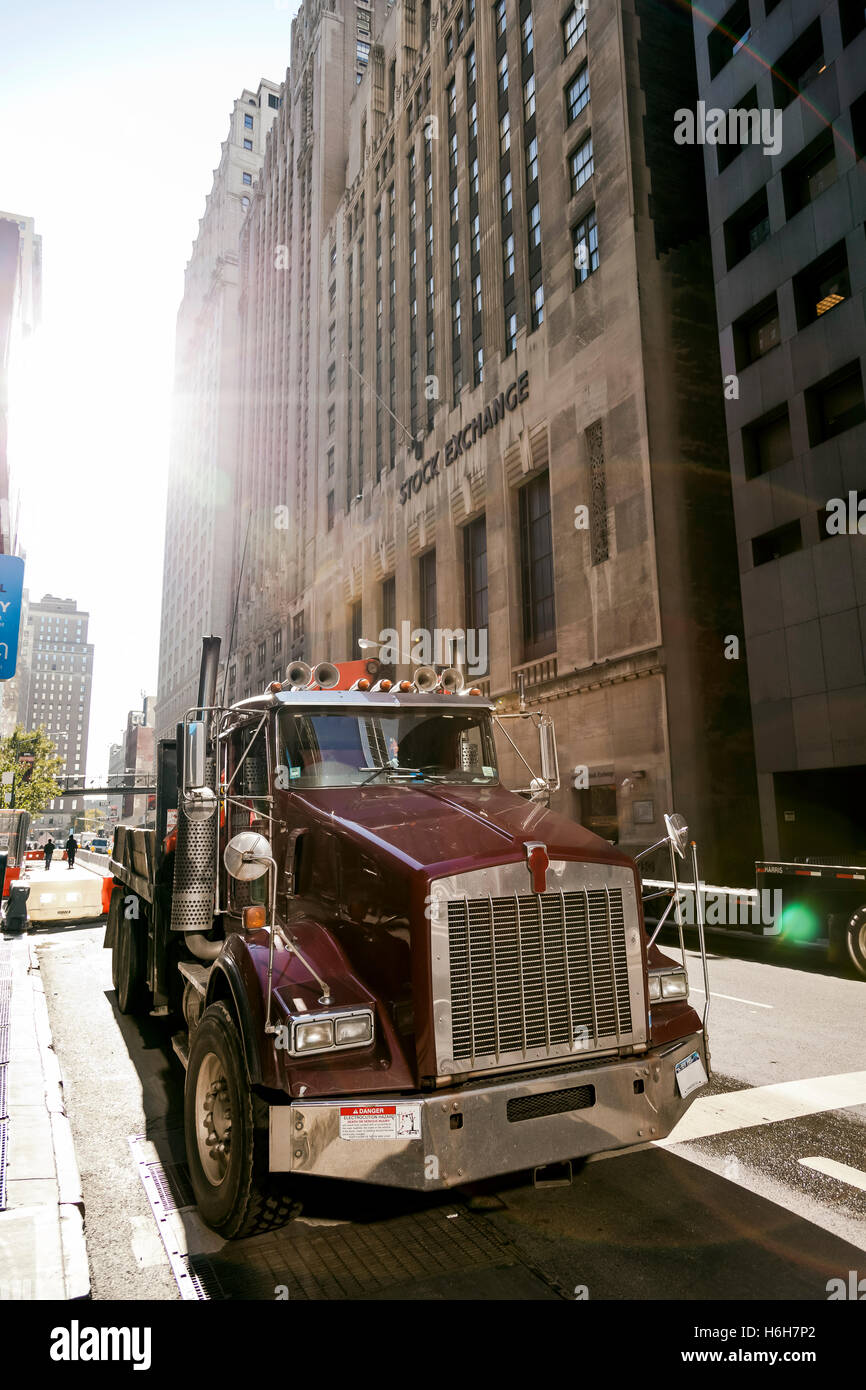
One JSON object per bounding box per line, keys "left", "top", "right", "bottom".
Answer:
{"left": 243, "top": 905, "right": 267, "bottom": 931}
{"left": 399, "top": 681, "right": 413, "bottom": 692}
{"left": 379, "top": 679, "right": 393, "bottom": 692}
{"left": 357, "top": 679, "right": 371, "bottom": 691}
{"left": 468, "top": 688, "right": 482, "bottom": 697}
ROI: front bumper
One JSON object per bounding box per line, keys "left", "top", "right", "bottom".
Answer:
{"left": 270, "top": 1032, "right": 708, "bottom": 1190}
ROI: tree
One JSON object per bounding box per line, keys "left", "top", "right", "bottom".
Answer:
{"left": 0, "top": 725, "right": 64, "bottom": 815}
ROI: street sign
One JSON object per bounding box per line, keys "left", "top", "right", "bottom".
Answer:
{"left": 1, "top": 772, "right": 13, "bottom": 785}
{"left": 0, "top": 554, "right": 25, "bottom": 681}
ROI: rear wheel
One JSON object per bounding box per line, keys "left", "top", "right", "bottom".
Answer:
{"left": 112, "top": 912, "right": 147, "bottom": 1014}
{"left": 184, "top": 1001, "right": 301, "bottom": 1239}
{"left": 846, "top": 904, "right": 866, "bottom": 978}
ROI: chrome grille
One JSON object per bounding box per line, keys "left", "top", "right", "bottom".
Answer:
{"left": 445, "top": 887, "right": 637, "bottom": 1071}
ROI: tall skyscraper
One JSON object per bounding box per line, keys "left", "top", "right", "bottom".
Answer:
{"left": 0, "top": 212, "right": 41, "bottom": 737}
{"left": 156, "top": 80, "right": 283, "bottom": 743}
{"left": 691, "top": 0, "right": 866, "bottom": 858}
{"left": 122, "top": 695, "right": 156, "bottom": 824}
{"left": 0, "top": 210, "right": 41, "bottom": 558}
{"left": 223, "top": 0, "right": 758, "bottom": 877}
{"left": 22, "top": 594, "right": 93, "bottom": 830}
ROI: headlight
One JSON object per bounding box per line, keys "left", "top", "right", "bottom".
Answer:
{"left": 290, "top": 1010, "right": 375, "bottom": 1054}
{"left": 334, "top": 1014, "right": 374, "bottom": 1046}
{"left": 648, "top": 969, "right": 688, "bottom": 1002}
{"left": 294, "top": 1020, "right": 334, "bottom": 1051}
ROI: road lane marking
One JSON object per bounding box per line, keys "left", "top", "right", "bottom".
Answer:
{"left": 687, "top": 985, "right": 773, "bottom": 1009}
{"left": 798, "top": 1156, "right": 866, "bottom": 1193}
{"left": 657, "top": 1070, "right": 866, "bottom": 1146}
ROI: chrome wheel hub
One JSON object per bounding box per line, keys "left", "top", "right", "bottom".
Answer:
{"left": 195, "top": 1053, "right": 233, "bottom": 1186}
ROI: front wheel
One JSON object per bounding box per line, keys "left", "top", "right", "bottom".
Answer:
{"left": 846, "top": 905, "right": 866, "bottom": 978}
{"left": 184, "top": 1001, "right": 301, "bottom": 1239}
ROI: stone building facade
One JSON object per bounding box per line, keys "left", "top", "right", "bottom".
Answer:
{"left": 691, "top": 0, "right": 866, "bottom": 859}
{"left": 156, "top": 81, "right": 283, "bottom": 744}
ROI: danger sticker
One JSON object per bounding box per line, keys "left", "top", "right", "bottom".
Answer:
{"left": 339, "top": 1104, "right": 422, "bottom": 1141}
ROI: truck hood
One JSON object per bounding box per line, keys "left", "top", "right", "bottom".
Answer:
{"left": 292, "top": 782, "right": 632, "bottom": 876}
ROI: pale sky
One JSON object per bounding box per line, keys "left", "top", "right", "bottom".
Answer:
{"left": 1, "top": 0, "right": 300, "bottom": 776}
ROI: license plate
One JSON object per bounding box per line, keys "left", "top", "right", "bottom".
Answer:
{"left": 675, "top": 1050, "right": 707, "bottom": 1098}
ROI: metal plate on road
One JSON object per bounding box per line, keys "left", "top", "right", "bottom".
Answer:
{"left": 0, "top": 1118, "right": 7, "bottom": 1210}
{"left": 131, "top": 1129, "right": 565, "bottom": 1301}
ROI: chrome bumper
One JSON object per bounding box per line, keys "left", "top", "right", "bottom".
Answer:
{"left": 269, "top": 1033, "right": 708, "bottom": 1190}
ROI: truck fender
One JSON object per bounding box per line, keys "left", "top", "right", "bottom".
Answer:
{"left": 204, "top": 957, "right": 264, "bottom": 1086}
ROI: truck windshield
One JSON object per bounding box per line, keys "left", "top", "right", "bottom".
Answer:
{"left": 277, "top": 708, "right": 499, "bottom": 789}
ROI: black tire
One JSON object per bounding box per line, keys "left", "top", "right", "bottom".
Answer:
{"left": 112, "top": 913, "right": 147, "bottom": 1014}
{"left": 184, "top": 1001, "right": 301, "bottom": 1239}
{"left": 846, "top": 904, "right": 866, "bottom": 978}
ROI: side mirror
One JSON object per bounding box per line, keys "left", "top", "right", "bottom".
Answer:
{"left": 664, "top": 812, "right": 689, "bottom": 859}
{"left": 224, "top": 831, "right": 273, "bottom": 881}
{"left": 183, "top": 719, "right": 208, "bottom": 792}
{"left": 538, "top": 715, "right": 560, "bottom": 794}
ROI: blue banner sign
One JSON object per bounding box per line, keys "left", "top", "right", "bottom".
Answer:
{"left": 0, "top": 555, "right": 25, "bottom": 680}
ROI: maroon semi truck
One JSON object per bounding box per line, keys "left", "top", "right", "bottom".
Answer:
{"left": 106, "top": 638, "right": 711, "bottom": 1238}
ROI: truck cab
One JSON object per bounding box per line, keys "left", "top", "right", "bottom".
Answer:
{"left": 107, "top": 645, "right": 711, "bottom": 1238}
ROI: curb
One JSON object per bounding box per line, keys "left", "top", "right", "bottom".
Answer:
{"left": 27, "top": 938, "right": 91, "bottom": 1299}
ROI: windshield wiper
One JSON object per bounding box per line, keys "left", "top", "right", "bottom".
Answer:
{"left": 358, "top": 764, "right": 423, "bottom": 787}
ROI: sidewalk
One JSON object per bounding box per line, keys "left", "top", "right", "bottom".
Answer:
{"left": 0, "top": 923, "right": 90, "bottom": 1299}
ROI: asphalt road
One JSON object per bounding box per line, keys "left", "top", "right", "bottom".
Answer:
{"left": 35, "top": 918, "right": 866, "bottom": 1302}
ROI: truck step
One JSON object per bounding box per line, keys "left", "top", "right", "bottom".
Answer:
{"left": 171, "top": 1032, "right": 190, "bottom": 1070}
{"left": 178, "top": 960, "right": 212, "bottom": 997}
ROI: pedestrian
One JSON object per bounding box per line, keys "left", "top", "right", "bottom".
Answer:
{"left": 65, "top": 832, "right": 77, "bottom": 870}
{"left": 43, "top": 836, "right": 55, "bottom": 871}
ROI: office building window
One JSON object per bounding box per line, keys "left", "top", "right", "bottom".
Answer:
{"left": 523, "top": 73, "right": 536, "bottom": 122}
{"left": 243, "top": 138, "right": 253, "bottom": 151}
{"left": 501, "top": 169, "right": 513, "bottom": 216}
{"left": 566, "top": 64, "right": 589, "bottom": 123}
{"left": 733, "top": 293, "right": 781, "bottom": 369}
{"left": 419, "top": 550, "right": 437, "bottom": 634}
{"left": 771, "top": 21, "right": 824, "bottom": 109}
{"left": 708, "top": 0, "right": 751, "bottom": 78}
{"left": 586, "top": 419, "right": 609, "bottom": 565}
{"left": 526, "top": 135, "right": 539, "bottom": 185}
{"left": 522, "top": 10, "right": 534, "bottom": 58}
{"left": 805, "top": 361, "right": 866, "bottom": 445}
{"left": 528, "top": 200, "right": 541, "bottom": 251}
{"left": 505, "top": 308, "right": 518, "bottom": 354}
{"left": 742, "top": 405, "right": 793, "bottom": 479}
{"left": 242, "top": 171, "right": 252, "bottom": 185}
{"left": 563, "top": 2, "right": 586, "bottom": 55}
{"left": 793, "top": 242, "right": 850, "bottom": 327}
{"left": 244, "top": 113, "right": 254, "bottom": 129}
{"left": 752, "top": 520, "right": 802, "bottom": 568}
{"left": 519, "top": 470, "right": 556, "bottom": 658}
{"left": 724, "top": 187, "right": 770, "bottom": 269}
{"left": 782, "top": 128, "right": 837, "bottom": 217}
{"left": 503, "top": 233, "right": 516, "bottom": 277}
{"left": 494, "top": 0, "right": 507, "bottom": 40}
{"left": 569, "top": 134, "right": 593, "bottom": 194}
{"left": 500, "top": 110, "right": 511, "bottom": 156}
{"left": 464, "top": 516, "right": 489, "bottom": 673}
{"left": 530, "top": 273, "right": 544, "bottom": 329}
{"left": 572, "top": 207, "right": 599, "bottom": 283}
